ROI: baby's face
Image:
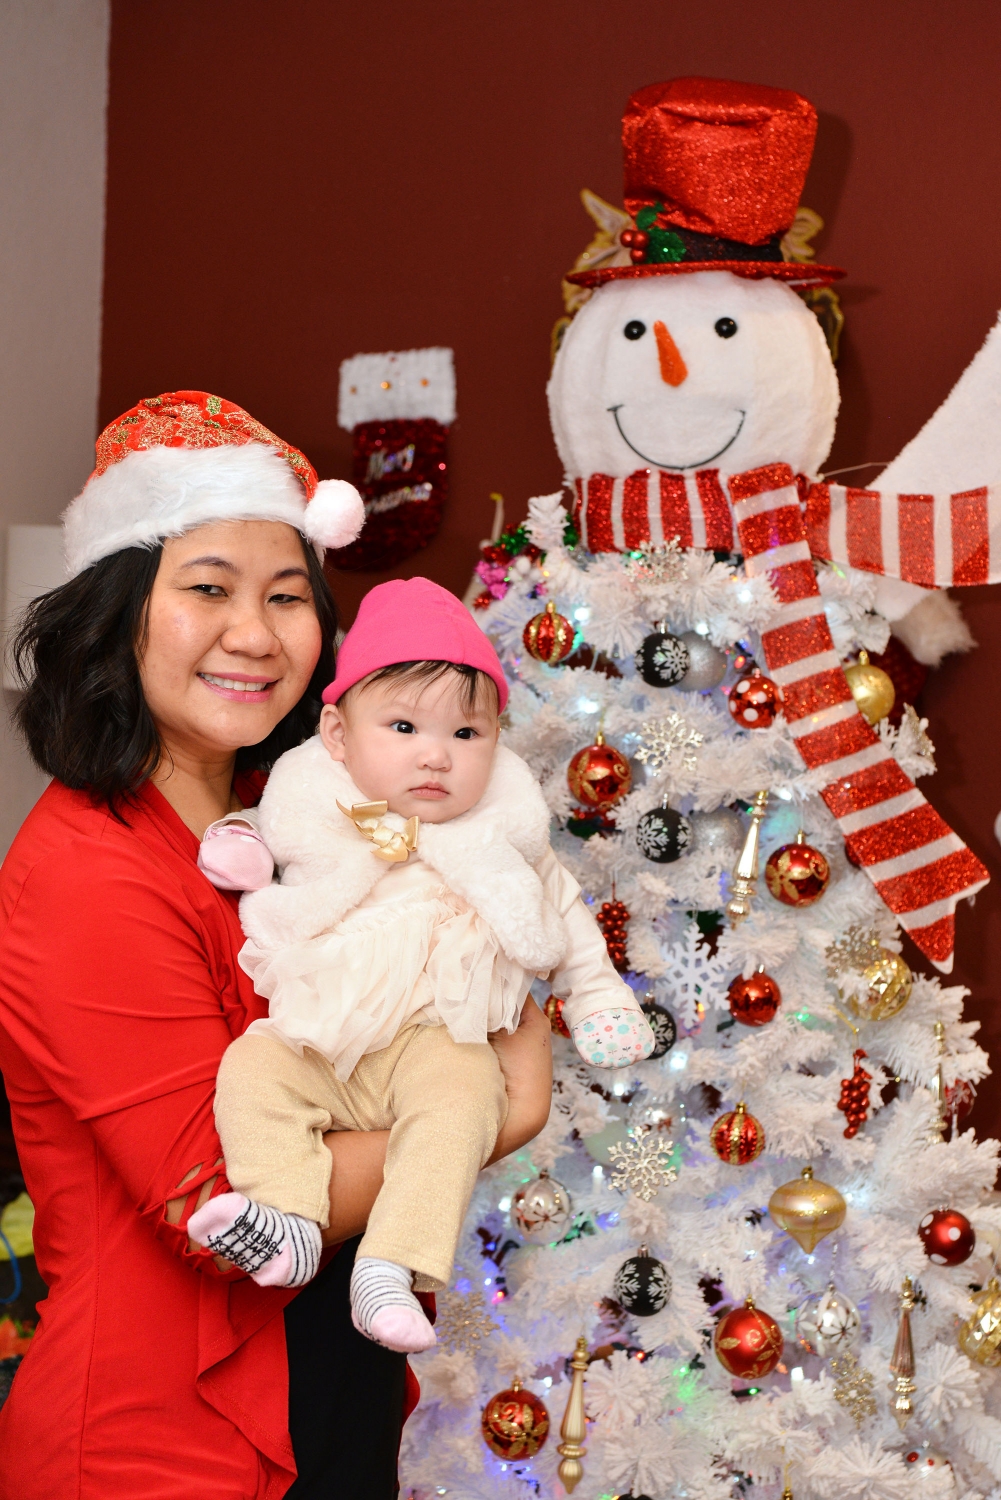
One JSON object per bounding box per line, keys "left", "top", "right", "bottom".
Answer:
{"left": 318, "top": 672, "right": 500, "bottom": 824}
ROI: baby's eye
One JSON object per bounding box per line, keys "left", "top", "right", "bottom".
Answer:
{"left": 454, "top": 727, "right": 477, "bottom": 740}
{"left": 390, "top": 720, "right": 416, "bottom": 734}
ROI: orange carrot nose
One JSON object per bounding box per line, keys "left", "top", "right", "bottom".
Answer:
{"left": 653, "top": 320, "right": 688, "bottom": 386}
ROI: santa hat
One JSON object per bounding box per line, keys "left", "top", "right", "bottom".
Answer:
{"left": 62, "top": 390, "right": 365, "bottom": 577}
{"left": 566, "top": 77, "right": 844, "bottom": 290}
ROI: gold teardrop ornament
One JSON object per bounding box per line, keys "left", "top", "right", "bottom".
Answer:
{"left": 848, "top": 949, "right": 913, "bottom": 1022}
{"left": 768, "top": 1165, "right": 846, "bottom": 1253}
{"left": 844, "top": 649, "right": 895, "bottom": 726}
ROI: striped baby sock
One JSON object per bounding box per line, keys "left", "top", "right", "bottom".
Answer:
{"left": 350, "top": 1256, "right": 437, "bottom": 1354}
{"left": 188, "top": 1191, "right": 322, "bottom": 1288}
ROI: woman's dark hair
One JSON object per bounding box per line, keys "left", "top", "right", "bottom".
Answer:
{"left": 11, "top": 538, "right": 337, "bottom": 811}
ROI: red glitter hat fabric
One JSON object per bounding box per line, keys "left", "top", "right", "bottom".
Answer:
{"left": 92, "top": 391, "right": 318, "bottom": 499}
{"left": 567, "top": 76, "right": 844, "bottom": 289}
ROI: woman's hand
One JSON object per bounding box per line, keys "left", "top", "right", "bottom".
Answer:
{"left": 487, "top": 999, "right": 553, "bottom": 1165}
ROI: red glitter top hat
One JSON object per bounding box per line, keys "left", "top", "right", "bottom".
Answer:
{"left": 567, "top": 77, "right": 844, "bottom": 289}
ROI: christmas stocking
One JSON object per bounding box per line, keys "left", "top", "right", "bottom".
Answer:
{"left": 327, "top": 347, "right": 455, "bottom": 573}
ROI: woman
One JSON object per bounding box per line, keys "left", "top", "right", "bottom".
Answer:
{"left": 0, "top": 393, "right": 553, "bottom": 1499}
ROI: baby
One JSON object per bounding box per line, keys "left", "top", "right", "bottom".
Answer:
{"left": 190, "top": 578, "right": 653, "bottom": 1353}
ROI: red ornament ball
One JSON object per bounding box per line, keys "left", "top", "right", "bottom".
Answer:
{"left": 714, "top": 1299, "right": 784, "bottom": 1379}
{"left": 918, "top": 1208, "right": 976, "bottom": 1267}
{"left": 728, "top": 970, "right": 781, "bottom": 1027}
{"left": 523, "top": 599, "right": 575, "bottom": 665}
{"left": 765, "top": 835, "right": 830, "bottom": 908}
{"left": 710, "top": 1102, "right": 766, "bottom": 1166}
{"left": 728, "top": 668, "right": 782, "bottom": 730}
{"left": 946, "top": 1078, "right": 977, "bottom": 1125}
{"left": 544, "top": 994, "right": 571, "bottom": 1039}
{"left": 567, "top": 734, "right": 632, "bottom": 810}
{"left": 481, "top": 1380, "right": 550, "bottom": 1459}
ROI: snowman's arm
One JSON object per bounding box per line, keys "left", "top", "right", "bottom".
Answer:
{"left": 803, "top": 478, "right": 1000, "bottom": 591}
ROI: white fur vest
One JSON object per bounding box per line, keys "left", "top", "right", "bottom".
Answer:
{"left": 240, "top": 738, "right": 567, "bottom": 971}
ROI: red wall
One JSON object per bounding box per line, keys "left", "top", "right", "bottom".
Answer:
{"left": 101, "top": 0, "right": 1001, "bottom": 1135}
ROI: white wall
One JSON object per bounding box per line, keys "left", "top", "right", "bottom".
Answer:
{"left": 0, "top": 0, "right": 110, "bottom": 854}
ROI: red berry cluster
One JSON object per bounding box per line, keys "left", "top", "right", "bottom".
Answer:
{"left": 837, "top": 1049, "right": 872, "bottom": 1138}
{"left": 620, "top": 227, "right": 651, "bottom": 264}
{"left": 597, "top": 900, "right": 630, "bottom": 971}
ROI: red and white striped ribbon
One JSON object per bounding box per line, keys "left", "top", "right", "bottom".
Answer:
{"left": 569, "top": 462, "right": 990, "bottom": 970}
{"left": 572, "top": 469, "right": 1001, "bottom": 588}
{"left": 802, "top": 478, "right": 1001, "bottom": 587}
{"left": 573, "top": 469, "right": 735, "bottom": 553}
{"left": 729, "top": 464, "right": 987, "bottom": 972}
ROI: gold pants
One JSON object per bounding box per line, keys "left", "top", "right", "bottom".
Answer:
{"left": 215, "top": 1022, "right": 508, "bottom": 1290}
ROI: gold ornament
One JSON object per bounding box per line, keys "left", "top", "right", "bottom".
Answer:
{"left": 337, "top": 799, "right": 418, "bottom": 862}
{"left": 725, "top": 790, "right": 769, "bottom": 926}
{"left": 844, "top": 648, "right": 896, "bottom": 725}
{"left": 958, "top": 1277, "right": 1001, "bottom": 1366}
{"left": 830, "top": 1349, "right": 877, "bottom": 1426}
{"left": 889, "top": 1277, "right": 917, "bottom": 1429}
{"left": 768, "top": 1165, "right": 846, "bottom": 1253}
{"left": 851, "top": 950, "right": 913, "bottom": 1021}
{"left": 557, "top": 1336, "right": 589, "bottom": 1493}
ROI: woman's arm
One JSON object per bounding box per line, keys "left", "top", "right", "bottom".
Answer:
{"left": 316, "top": 1000, "right": 554, "bottom": 1244}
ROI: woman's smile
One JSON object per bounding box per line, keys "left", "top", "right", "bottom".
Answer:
{"left": 197, "top": 670, "right": 279, "bottom": 701}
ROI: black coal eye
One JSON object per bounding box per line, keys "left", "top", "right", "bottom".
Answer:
{"left": 715, "top": 317, "right": 738, "bottom": 338}
{"left": 623, "top": 320, "right": 647, "bottom": 340}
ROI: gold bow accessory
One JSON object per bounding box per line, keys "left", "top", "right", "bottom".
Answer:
{"left": 337, "top": 800, "right": 419, "bottom": 863}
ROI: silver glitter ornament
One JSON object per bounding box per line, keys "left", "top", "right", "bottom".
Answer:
{"left": 675, "top": 631, "right": 727, "bottom": 691}
{"left": 511, "top": 1170, "right": 573, "bottom": 1243}
{"left": 795, "top": 1283, "right": 861, "bottom": 1358}
{"left": 688, "top": 806, "right": 745, "bottom": 859}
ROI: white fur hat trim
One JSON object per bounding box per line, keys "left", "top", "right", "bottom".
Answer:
{"left": 62, "top": 443, "right": 365, "bottom": 578}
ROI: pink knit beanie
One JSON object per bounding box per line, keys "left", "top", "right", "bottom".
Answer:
{"left": 322, "top": 577, "right": 509, "bottom": 710}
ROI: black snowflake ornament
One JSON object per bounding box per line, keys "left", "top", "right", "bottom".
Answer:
{"left": 641, "top": 1000, "right": 677, "bottom": 1058}
{"left": 634, "top": 630, "right": 690, "bottom": 687}
{"left": 613, "top": 1245, "right": 672, "bottom": 1317}
{"left": 636, "top": 806, "right": 692, "bottom": 863}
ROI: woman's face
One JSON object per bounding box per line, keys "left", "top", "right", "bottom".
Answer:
{"left": 140, "top": 519, "right": 323, "bottom": 764}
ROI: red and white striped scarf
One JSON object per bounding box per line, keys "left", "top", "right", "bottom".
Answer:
{"left": 571, "top": 464, "right": 991, "bottom": 971}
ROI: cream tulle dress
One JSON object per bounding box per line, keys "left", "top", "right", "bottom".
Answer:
{"left": 241, "top": 838, "right": 581, "bottom": 1081}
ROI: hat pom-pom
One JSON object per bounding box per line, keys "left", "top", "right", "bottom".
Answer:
{"left": 303, "top": 479, "right": 366, "bottom": 550}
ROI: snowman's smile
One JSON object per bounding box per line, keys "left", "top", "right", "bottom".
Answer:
{"left": 609, "top": 405, "right": 746, "bottom": 471}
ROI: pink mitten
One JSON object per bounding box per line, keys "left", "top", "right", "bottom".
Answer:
{"left": 572, "top": 1008, "right": 655, "bottom": 1068}
{"left": 197, "top": 819, "right": 274, "bottom": 892}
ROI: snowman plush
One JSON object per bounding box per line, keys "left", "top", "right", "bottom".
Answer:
{"left": 545, "top": 77, "right": 999, "bottom": 971}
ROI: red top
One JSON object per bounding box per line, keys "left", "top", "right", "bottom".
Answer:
{"left": 0, "top": 777, "right": 413, "bottom": 1498}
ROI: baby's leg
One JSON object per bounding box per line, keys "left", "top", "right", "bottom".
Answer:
{"left": 189, "top": 1033, "right": 346, "bottom": 1287}
{"left": 349, "top": 1024, "right": 507, "bottom": 1351}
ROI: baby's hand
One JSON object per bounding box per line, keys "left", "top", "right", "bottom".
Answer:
{"left": 572, "top": 1008, "right": 654, "bottom": 1068}
{"left": 198, "top": 819, "right": 275, "bottom": 892}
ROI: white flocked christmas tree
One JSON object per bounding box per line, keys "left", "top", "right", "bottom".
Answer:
{"left": 400, "top": 77, "right": 1001, "bottom": 1500}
